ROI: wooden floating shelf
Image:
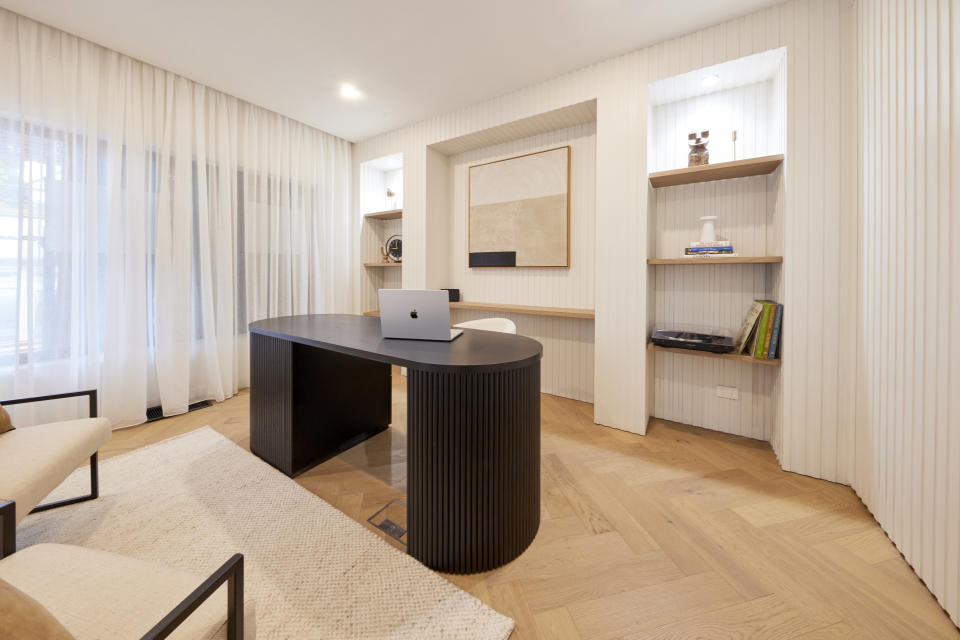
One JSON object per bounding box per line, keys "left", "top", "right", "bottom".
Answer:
{"left": 648, "top": 256, "right": 783, "bottom": 265}
{"left": 363, "top": 262, "right": 402, "bottom": 268}
{"left": 648, "top": 343, "right": 781, "bottom": 366}
{"left": 451, "top": 301, "right": 594, "bottom": 319}
{"left": 364, "top": 301, "right": 595, "bottom": 320}
{"left": 649, "top": 154, "right": 784, "bottom": 188}
{"left": 364, "top": 209, "right": 403, "bottom": 221}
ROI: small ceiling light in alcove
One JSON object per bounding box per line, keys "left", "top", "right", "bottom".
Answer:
{"left": 340, "top": 83, "right": 363, "bottom": 100}
{"left": 700, "top": 74, "right": 721, "bottom": 88}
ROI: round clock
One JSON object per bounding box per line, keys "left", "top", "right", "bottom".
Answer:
{"left": 385, "top": 234, "right": 402, "bottom": 263}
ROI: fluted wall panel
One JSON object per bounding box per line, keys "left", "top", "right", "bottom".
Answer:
{"left": 440, "top": 123, "right": 596, "bottom": 402}
{"left": 353, "top": 0, "right": 858, "bottom": 448}
{"left": 857, "top": 0, "right": 960, "bottom": 625}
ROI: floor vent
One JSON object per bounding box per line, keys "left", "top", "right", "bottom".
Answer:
{"left": 367, "top": 499, "right": 407, "bottom": 546}
{"left": 145, "top": 399, "right": 214, "bottom": 423}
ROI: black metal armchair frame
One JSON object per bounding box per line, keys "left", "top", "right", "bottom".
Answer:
{"left": 0, "top": 498, "right": 244, "bottom": 640}
{"left": 0, "top": 389, "right": 100, "bottom": 518}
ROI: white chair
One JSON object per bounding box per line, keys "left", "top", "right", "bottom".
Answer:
{"left": 453, "top": 317, "right": 517, "bottom": 334}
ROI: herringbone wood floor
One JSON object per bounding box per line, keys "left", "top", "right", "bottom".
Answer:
{"left": 100, "top": 368, "right": 959, "bottom": 639}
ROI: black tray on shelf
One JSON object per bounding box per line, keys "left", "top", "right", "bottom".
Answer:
{"left": 651, "top": 329, "right": 736, "bottom": 354}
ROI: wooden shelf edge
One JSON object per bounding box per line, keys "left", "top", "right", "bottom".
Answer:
{"left": 363, "top": 262, "right": 402, "bottom": 268}
{"left": 648, "top": 256, "right": 783, "bottom": 265}
{"left": 649, "top": 154, "right": 784, "bottom": 188}
{"left": 451, "top": 301, "right": 594, "bottom": 319}
{"left": 362, "top": 301, "right": 595, "bottom": 320}
{"left": 363, "top": 209, "right": 403, "bottom": 220}
{"left": 647, "top": 342, "right": 781, "bottom": 366}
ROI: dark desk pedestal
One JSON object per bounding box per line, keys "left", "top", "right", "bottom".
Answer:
{"left": 250, "top": 334, "right": 391, "bottom": 477}
{"left": 249, "top": 314, "right": 542, "bottom": 573}
{"left": 407, "top": 364, "right": 540, "bottom": 574}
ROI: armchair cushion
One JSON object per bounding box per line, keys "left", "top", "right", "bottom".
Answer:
{"left": 0, "top": 405, "right": 12, "bottom": 435}
{"left": 0, "top": 544, "right": 255, "bottom": 640}
{"left": 0, "top": 576, "right": 75, "bottom": 640}
{"left": 0, "top": 418, "right": 111, "bottom": 524}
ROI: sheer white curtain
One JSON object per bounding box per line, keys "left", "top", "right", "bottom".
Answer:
{"left": 0, "top": 9, "right": 352, "bottom": 427}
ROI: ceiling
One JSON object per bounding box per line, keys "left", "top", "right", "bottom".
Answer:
{"left": 4, "top": 0, "right": 782, "bottom": 142}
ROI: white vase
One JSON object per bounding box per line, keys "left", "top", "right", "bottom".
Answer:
{"left": 699, "top": 216, "right": 718, "bottom": 243}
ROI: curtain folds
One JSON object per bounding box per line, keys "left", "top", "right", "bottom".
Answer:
{"left": 0, "top": 9, "right": 352, "bottom": 427}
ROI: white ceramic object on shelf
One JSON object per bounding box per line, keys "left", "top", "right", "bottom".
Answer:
{"left": 699, "top": 215, "right": 718, "bottom": 243}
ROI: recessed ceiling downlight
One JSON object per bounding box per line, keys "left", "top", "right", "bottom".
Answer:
{"left": 340, "top": 83, "right": 363, "bottom": 100}
{"left": 700, "top": 74, "right": 721, "bottom": 88}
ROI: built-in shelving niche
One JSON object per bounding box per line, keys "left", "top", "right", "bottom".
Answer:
{"left": 646, "top": 47, "right": 786, "bottom": 442}
{"left": 360, "top": 153, "right": 404, "bottom": 313}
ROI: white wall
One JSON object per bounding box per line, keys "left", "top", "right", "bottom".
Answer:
{"left": 857, "top": 0, "right": 960, "bottom": 625}
{"left": 446, "top": 122, "right": 596, "bottom": 401}
{"left": 353, "top": 0, "right": 859, "bottom": 448}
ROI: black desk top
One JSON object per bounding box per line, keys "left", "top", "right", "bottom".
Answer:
{"left": 249, "top": 314, "right": 543, "bottom": 373}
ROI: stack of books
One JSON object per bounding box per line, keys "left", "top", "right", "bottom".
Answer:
{"left": 684, "top": 241, "right": 737, "bottom": 257}
{"left": 733, "top": 300, "right": 783, "bottom": 359}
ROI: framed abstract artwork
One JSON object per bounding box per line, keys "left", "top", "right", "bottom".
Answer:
{"left": 468, "top": 146, "right": 570, "bottom": 268}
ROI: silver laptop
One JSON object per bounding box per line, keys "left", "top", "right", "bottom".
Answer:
{"left": 378, "top": 289, "right": 463, "bottom": 341}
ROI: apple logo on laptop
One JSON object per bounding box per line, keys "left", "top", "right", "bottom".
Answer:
{"left": 410, "top": 309, "right": 418, "bottom": 319}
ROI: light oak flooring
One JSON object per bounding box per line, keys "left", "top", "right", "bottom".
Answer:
{"left": 100, "top": 369, "right": 959, "bottom": 639}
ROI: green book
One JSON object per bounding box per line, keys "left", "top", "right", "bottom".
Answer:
{"left": 754, "top": 301, "right": 774, "bottom": 359}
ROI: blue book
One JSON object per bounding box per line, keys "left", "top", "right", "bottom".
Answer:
{"left": 767, "top": 304, "right": 784, "bottom": 359}
{"left": 687, "top": 245, "right": 734, "bottom": 252}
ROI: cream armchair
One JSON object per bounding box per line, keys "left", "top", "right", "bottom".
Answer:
{"left": 0, "top": 500, "right": 251, "bottom": 639}
{"left": 0, "top": 389, "right": 111, "bottom": 528}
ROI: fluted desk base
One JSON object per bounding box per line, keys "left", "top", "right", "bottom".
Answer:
{"left": 407, "top": 364, "right": 541, "bottom": 573}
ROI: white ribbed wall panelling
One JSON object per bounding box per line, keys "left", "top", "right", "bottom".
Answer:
{"left": 653, "top": 174, "right": 779, "bottom": 258}
{"left": 360, "top": 218, "right": 402, "bottom": 312}
{"left": 857, "top": 0, "right": 959, "bottom": 625}
{"left": 453, "top": 309, "right": 595, "bottom": 403}
{"left": 649, "top": 81, "right": 780, "bottom": 172}
{"left": 384, "top": 169, "right": 403, "bottom": 208}
{"left": 652, "top": 263, "right": 780, "bottom": 439}
{"left": 358, "top": 161, "right": 403, "bottom": 312}
{"left": 444, "top": 123, "right": 596, "bottom": 402}
{"left": 351, "top": 131, "right": 403, "bottom": 314}
{"left": 360, "top": 165, "right": 387, "bottom": 214}
{"left": 354, "top": 0, "right": 858, "bottom": 446}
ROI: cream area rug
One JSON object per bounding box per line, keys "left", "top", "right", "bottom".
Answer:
{"left": 17, "top": 427, "right": 514, "bottom": 640}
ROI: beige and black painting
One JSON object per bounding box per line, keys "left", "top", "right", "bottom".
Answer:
{"left": 468, "top": 146, "right": 569, "bottom": 267}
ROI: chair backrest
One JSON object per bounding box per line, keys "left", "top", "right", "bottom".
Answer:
{"left": 452, "top": 318, "right": 517, "bottom": 334}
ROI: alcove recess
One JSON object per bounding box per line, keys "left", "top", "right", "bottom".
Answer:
{"left": 360, "top": 153, "right": 403, "bottom": 314}
{"left": 412, "top": 100, "right": 598, "bottom": 403}
{"left": 646, "top": 48, "right": 787, "bottom": 442}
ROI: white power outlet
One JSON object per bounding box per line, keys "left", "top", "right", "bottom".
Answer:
{"left": 716, "top": 385, "right": 739, "bottom": 400}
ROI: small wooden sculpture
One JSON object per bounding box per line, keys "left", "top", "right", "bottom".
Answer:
{"left": 687, "top": 130, "right": 710, "bottom": 167}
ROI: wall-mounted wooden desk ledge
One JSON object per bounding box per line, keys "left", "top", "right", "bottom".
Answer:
{"left": 364, "top": 301, "right": 595, "bottom": 320}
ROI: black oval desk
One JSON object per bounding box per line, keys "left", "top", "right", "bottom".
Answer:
{"left": 248, "top": 314, "right": 543, "bottom": 573}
